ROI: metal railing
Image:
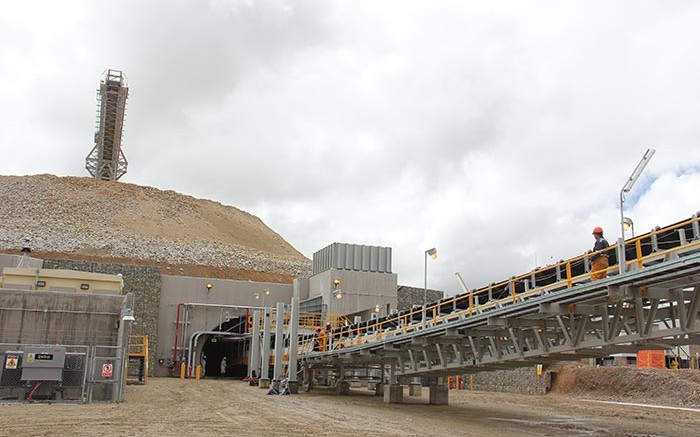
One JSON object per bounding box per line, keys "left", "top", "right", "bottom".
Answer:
{"left": 0, "top": 343, "right": 128, "bottom": 403}
{"left": 248, "top": 311, "right": 351, "bottom": 332}
{"left": 300, "top": 213, "right": 700, "bottom": 354}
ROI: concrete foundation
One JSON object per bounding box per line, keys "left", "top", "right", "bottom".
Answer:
{"left": 384, "top": 384, "right": 403, "bottom": 404}
{"left": 337, "top": 380, "right": 350, "bottom": 395}
{"left": 370, "top": 382, "right": 384, "bottom": 396}
{"left": 259, "top": 378, "right": 270, "bottom": 389}
{"left": 409, "top": 383, "right": 422, "bottom": 396}
{"left": 429, "top": 385, "right": 449, "bottom": 405}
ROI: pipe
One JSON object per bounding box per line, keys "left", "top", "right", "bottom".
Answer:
{"left": 173, "top": 302, "right": 183, "bottom": 366}
{"left": 182, "top": 306, "right": 189, "bottom": 373}
{"left": 175, "top": 302, "right": 261, "bottom": 368}
{"left": 173, "top": 302, "right": 269, "bottom": 375}
{"left": 187, "top": 330, "right": 251, "bottom": 378}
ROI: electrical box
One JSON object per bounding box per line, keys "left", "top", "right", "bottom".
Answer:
{"left": 21, "top": 346, "right": 66, "bottom": 381}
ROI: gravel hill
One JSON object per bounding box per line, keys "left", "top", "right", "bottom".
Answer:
{"left": 0, "top": 174, "right": 311, "bottom": 279}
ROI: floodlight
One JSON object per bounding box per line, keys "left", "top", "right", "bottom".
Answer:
{"left": 622, "top": 217, "right": 633, "bottom": 231}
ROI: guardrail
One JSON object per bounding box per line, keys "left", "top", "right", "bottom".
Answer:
{"left": 247, "top": 312, "right": 350, "bottom": 332}
{"left": 300, "top": 213, "right": 700, "bottom": 354}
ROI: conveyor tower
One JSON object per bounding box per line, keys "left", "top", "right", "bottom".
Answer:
{"left": 85, "top": 69, "right": 129, "bottom": 181}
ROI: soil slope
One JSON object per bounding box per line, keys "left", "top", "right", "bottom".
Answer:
{"left": 0, "top": 174, "right": 310, "bottom": 279}
{"left": 550, "top": 363, "right": 700, "bottom": 408}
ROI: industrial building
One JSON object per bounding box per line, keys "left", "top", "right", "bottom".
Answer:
{"left": 0, "top": 242, "right": 421, "bottom": 401}
{"left": 0, "top": 253, "right": 134, "bottom": 402}
{"left": 3, "top": 212, "right": 698, "bottom": 406}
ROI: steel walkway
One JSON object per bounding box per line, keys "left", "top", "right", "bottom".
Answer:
{"left": 299, "top": 214, "right": 700, "bottom": 379}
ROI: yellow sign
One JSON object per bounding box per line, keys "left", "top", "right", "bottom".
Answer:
{"left": 5, "top": 355, "right": 18, "bottom": 369}
{"left": 27, "top": 353, "right": 35, "bottom": 363}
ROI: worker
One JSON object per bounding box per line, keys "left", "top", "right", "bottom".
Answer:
{"left": 220, "top": 356, "right": 227, "bottom": 376}
{"left": 317, "top": 326, "right": 327, "bottom": 351}
{"left": 200, "top": 354, "right": 207, "bottom": 378}
{"left": 590, "top": 226, "right": 610, "bottom": 281}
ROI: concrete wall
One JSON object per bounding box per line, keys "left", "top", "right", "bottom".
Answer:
{"left": 0, "top": 288, "right": 130, "bottom": 346}
{"left": 41, "top": 259, "right": 161, "bottom": 375}
{"left": 308, "top": 269, "right": 398, "bottom": 316}
{"left": 155, "top": 275, "right": 293, "bottom": 376}
{"left": 396, "top": 285, "right": 444, "bottom": 311}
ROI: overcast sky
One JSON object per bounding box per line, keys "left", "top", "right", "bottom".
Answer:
{"left": 1, "top": 1, "right": 699, "bottom": 295}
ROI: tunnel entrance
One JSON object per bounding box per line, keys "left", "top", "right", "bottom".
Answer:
{"left": 201, "top": 316, "right": 249, "bottom": 378}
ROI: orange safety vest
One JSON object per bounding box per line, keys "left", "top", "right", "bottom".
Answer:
{"left": 318, "top": 330, "right": 327, "bottom": 351}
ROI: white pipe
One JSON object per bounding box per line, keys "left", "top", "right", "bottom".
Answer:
{"left": 187, "top": 330, "right": 251, "bottom": 378}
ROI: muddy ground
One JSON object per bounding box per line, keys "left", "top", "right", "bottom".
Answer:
{"left": 1, "top": 378, "right": 698, "bottom": 437}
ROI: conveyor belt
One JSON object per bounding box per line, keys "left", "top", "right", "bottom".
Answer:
{"left": 300, "top": 213, "right": 700, "bottom": 377}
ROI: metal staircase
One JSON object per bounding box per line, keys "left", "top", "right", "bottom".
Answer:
{"left": 127, "top": 335, "right": 148, "bottom": 385}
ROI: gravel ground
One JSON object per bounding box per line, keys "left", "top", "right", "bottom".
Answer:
{"left": 0, "top": 378, "right": 698, "bottom": 437}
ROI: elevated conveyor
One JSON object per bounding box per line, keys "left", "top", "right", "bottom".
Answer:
{"left": 85, "top": 69, "right": 129, "bottom": 181}
{"left": 299, "top": 213, "right": 700, "bottom": 380}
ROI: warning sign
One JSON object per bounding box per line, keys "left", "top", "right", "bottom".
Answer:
{"left": 5, "top": 355, "right": 18, "bottom": 369}
{"left": 101, "top": 363, "right": 113, "bottom": 378}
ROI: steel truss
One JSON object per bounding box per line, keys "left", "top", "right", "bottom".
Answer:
{"left": 86, "top": 69, "right": 129, "bottom": 181}
{"left": 301, "top": 251, "right": 700, "bottom": 380}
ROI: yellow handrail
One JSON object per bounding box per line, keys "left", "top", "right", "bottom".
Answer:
{"left": 299, "top": 214, "right": 700, "bottom": 355}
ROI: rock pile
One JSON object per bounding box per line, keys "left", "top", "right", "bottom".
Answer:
{"left": 0, "top": 174, "right": 311, "bottom": 277}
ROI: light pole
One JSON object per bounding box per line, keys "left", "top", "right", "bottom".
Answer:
{"left": 423, "top": 247, "right": 437, "bottom": 328}
{"left": 623, "top": 217, "right": 635, "bottom": 237}
{"left": 619, "top": 149, "right": 655, "bottom": 274}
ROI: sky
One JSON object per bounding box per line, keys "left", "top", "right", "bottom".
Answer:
{"left": 1, "top": 0, "right": 699, "bottom": 295}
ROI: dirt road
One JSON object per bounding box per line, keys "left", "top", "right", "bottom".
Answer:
{"left": 1, "top": 378, "right": 698, "bottom": 437}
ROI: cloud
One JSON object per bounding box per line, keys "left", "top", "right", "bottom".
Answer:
{"left": 1, "top": 0, "right": 699, "bottom": 295}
